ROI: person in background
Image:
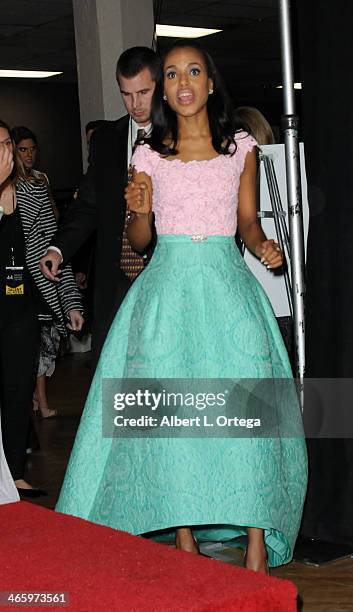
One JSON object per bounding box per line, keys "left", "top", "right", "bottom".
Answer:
{"left": 67, "top": 122, "right": 108, "bottom": 355}
{"left": 236, "top": 106, "right": 275, "bottom": 145}
{"left": 72, "top": 120, "right": 108, "bottom": 293}
{"left": 0, "top": 119, "right": 83, "bottom": 496}
{"left": 39, "top": 47, "right": 160, "bottom": 368}
{"left": 85, "top": 120, "right": 107, "bottom": 156}
{"left": 12, "top": 127, "right": 61, "bottom": 417}
{"left": 0, "top": 142, "right": 19, "bottom": 505}
{"left": 12, "top": 126, "right": 59, "bottom": 218}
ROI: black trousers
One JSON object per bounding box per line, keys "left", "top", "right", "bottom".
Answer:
{"left": 91, "top": 276, "right": 131, "bottom": 371}
{"left": 0, "top": 311, "right": 40, "bottom": 480}
{"left": 91, "top": 321, "right": 110, "bottom": 371}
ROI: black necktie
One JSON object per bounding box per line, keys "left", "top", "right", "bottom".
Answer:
{"left": 121, "top": 129, "right": 146, "bottom": 279}
{"left": 133, "top": 128, "right": 146, "bottom": 152}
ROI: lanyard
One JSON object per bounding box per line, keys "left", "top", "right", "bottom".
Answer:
{"left": 10, "top": 189, "right": 17, "bottom": 266}
{"left": 2, "top": 189, "right": 19, "bottom": 267}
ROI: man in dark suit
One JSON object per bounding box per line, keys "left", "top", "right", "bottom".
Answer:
{"left": 40, "top": 47, "right": 159, "bottom": 366}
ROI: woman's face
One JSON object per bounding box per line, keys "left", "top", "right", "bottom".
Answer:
{"left": 17, "top": 138, "right": 37, "bottom": 170}
{"left": 163, "top": 46, "right": 213, "bottom": 118}
{"left": 0, "top": 127, "right": 13, "bottom": 155}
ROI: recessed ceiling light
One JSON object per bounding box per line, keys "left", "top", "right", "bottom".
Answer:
{"left": 0, "top": 70, "right": 63, "bottom": 78}
{"left": 156, "top": 25, "right": 222, "bottom": 38}
{"left": 276, "top": 83, "right": 302, "bottom": 90}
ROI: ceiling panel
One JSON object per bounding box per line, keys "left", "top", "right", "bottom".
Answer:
{"left": 0, "top": 0, "right": 73, "bottom": 24}
{"left": 0, "top": 0, "right": 286, "bottom": 111}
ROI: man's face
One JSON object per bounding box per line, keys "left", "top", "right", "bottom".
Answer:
{"left": 118, "top": 67, "right": 155, "bottom": 126}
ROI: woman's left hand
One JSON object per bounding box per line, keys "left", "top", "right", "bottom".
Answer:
{"left": 256, "top": 239, "right": 283, "bottom": 269}
{"left": 0, "top": 143, "right": 14, "bottom": 185}
{"left": 67, "top": 310, "right": 84, "bottom": 331}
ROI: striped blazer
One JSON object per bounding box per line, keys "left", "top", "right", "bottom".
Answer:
{"left": 16, "top": 178, "right": 82, "bottom": 336}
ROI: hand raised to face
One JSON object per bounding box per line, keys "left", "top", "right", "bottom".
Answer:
{"left": 0, "top": 142, "right": 14, "bottom": 186}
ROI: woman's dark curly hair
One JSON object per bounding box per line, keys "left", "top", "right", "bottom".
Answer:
{"left": 148, "top": 41, "right": 245, "bottom": 157}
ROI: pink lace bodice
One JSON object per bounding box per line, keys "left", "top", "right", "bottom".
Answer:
{"left": 131, "top": 131, "right": 256, "bottom": 236}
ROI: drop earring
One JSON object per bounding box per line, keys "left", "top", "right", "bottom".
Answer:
{"left": 209, "top": 89, "right": 214, "bottom": 95}
{"left": 163, "top": 93, "right": 167, "bottom": 101}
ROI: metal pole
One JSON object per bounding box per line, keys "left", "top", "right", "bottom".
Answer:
{"left": 278, "top": 0, "right": 306, "bottom": 406}
{"left": 260, "top": 154, "right": 293, "bottom": 318}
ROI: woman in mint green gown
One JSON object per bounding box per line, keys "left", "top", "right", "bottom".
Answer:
{"left": 57, "top": 42, "right": 307, "bottom": 573}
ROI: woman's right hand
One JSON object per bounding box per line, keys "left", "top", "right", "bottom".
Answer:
{"left": 125, "top": 180, "right": 151, "bottom": 216}
{"left": 0, "top": 142, "right": 14, "bottom": 185}
{"left": 125, "top": 170, "right": 153, "bottom": 252}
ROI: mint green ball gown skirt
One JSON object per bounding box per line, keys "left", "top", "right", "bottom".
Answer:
{"left": 56, "top": 235, "right": 307, "bottom": 567}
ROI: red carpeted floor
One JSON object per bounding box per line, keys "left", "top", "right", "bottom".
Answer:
{"left": 0, "top": 502, "right": 297, "bottom": 611}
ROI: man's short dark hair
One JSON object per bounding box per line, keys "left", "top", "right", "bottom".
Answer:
{"left": 11, "top": 126, "right": 37, "bottom": 145}
{"left": 116, "top": 46, "right": 160, "bottom": 82}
